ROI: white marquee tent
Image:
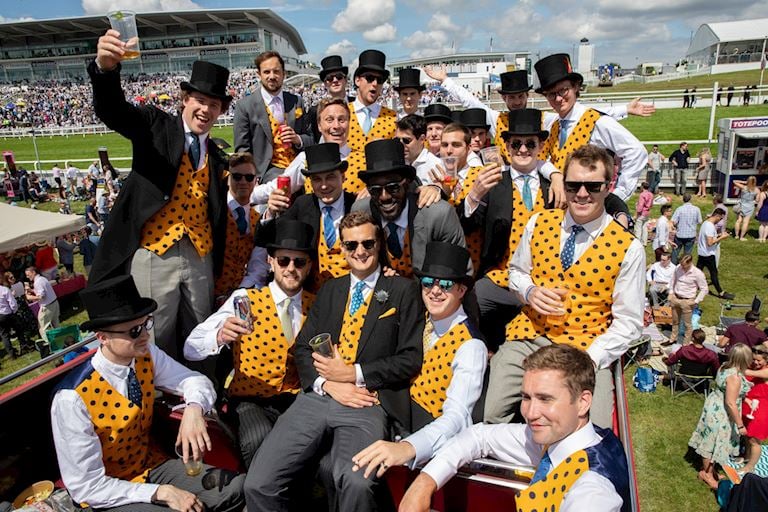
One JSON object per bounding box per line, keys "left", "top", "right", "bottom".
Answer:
{"left": 0, "top": 203, "right": 84, "bottom": 253}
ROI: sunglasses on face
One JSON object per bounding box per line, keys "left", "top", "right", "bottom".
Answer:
{"left": 508, "top": 138, "right": 539, "bottom": 151}
{"left": 564, "top": 181, "right": 608, "bottom": 194}
{"left": 102, "top": 315, "right": 155, "bottom": 340}
{"left": 361, "top": 74, "right": 384, "bottom": 84}
{"left": 420, "top": 276, "right": 456, "bottom": 292}
{"left": 276, "top": 256, "right": 308, "bottom": 269}
{"left": 543, "top": 86, "right": 572, "bottom": 101}
{"left": 231, "top": 173, "right": 257, "bottom": 182}
{"left": 367, "top": 180, "right": 406, "bottom": 198}
{"left": 395, "top": 136, "right": 413, "bottom": 145}
{"left": 324, "top": 72, "right": 346, "bottom": 83}
{"left": 342, "top": 239, "right": 377, "bottom": 251}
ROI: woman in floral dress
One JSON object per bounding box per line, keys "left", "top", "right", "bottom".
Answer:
{"left": 689, "top": 343, "right": 753, "bottom": 489}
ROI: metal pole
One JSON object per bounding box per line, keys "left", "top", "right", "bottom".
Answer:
{"left": 759, "top": 36, "right": 767, "bottom": 104}
{"left": 708, "top": 81, "right": 718, "bottom": 142}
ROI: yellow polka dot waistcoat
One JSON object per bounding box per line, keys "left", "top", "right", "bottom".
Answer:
{"left": 338, "top": 290, "right": 373, "bottom": 364}
{"left": 214, "top": 207, "right": 261, "bottom": 297}
{"left": 505, "top": 209, "right": 632, "bottom": 349}
{"left": 76, "top": 355, "right": 166, "bottom": 483}
{"left": 267, "top": 108, "right": 297, "bottom": 169}
{"left": 229, "top": 287, "right": 315, "bottom": 398}
{"left": 140, "top": 153, "right": 212, "bottom": 257}
{"left": 453, "top": 166, "right": 484, "bottom": 273}
{"left": 387, "top": 230, "right": 413, "bottom": 279}
{"left": 540, "top": 109, "right": 601, "bottom": 172}
{"left": 311, "top": 217, "right": 350, "bottom": 292}
{"left": 346, "top": 104, "right": 397, "bottom": 193}
{"left": 486, "top": 187, "right": 545, "bottom": 288}
{"left": 410, "top": 321, "right": 472, "bottom": 418}
{"left": 515, "top": 450, "right": 590, "bottom": 512}
{"left": 495, "top": 112, "right": 510, "bottom": 163}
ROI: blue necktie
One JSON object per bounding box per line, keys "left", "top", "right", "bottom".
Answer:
{"left": 362, "top": 107, "right": 373, "bottom": 134}
{"left": 188, "top": 134, "right": 201, "bottom": 169}
{"left": 530, "top": 451, "right": 552, "bottom": 484}
{"left": 558, "top": 119, "right": 571, "bottom": 148}
{"left": 235, "top": 206, "right": 247, "bottom": 235}
{"left": 522, "top": 175, "right": 533, "bottom": 211}
{"left": 386, "top": 222, "right": 402, "bottom": 258}
{"left": 127, "top": 368, "right": 142, "bottom": 408}
{"left": 349, "top": 281, "right": 366, "bottom": 315}
{"left": 323, "top": 206, "right": 336, "bottom": 247}
{"left": 561, "top": 224, "right": 584, "bottom": 270}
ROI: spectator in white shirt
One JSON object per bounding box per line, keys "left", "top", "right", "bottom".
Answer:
{"left": 647, "top": 252, "right": 675, "bottom": 306}
{"left": 696, "top": 208, "right": 734, "bottom": 300}
{"left": 653, "top": 204, "right": 673, "bottom": 261}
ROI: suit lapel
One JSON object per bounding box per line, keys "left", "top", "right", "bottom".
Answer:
{"left": 171, "top": 116, "right": 186, "bottom": 169}
{"left": 343, "top": 192, "right": 356, "bottom": 213}
{"left": 356, "top": 273, "right": 391, "bottom": 356}
{"left": 254, "top": 86, "right": 273, "bottom": 140}
{"left": 284, "top": 93, "right": 297, "bottom": 126}
{"left": 330, "top": 275, "right": 350, "bottom": 342}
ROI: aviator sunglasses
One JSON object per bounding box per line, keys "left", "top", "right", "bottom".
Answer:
{"left": 276, "top": 256, "right": 308, "bottom": 269}
{"left": 342, "top": 239, "right": 377, "bottom": 251}
{"left": 324, "top": 72, "right": 346, "bottom": 83}
{"left": 420, "top": 277, "right": 457, "bottom": 292}
{"left": 360, "top": 73, "right": 384, "bottom": 84}
{"left": 508, "top": 138, "right": 539, "bottom": 151}
{"left": 101, "top": 315, "right": 155, "bottom": 340}
{"left": 367, "top": 180, "right": 406, "bottom": 198}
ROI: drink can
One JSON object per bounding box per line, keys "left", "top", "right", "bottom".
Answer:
{"left": 233, "top": 295, "right": 253, "bottom": 332}
{"left": 277, "top": 176, "right": 291, "bottom": 206}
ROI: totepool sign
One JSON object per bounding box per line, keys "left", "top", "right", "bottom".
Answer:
{"left": 730, "top": 118, "right": 768, "bottom": 129}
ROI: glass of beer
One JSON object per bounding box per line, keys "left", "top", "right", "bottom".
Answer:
{"left": 309, "top": 333, "right": 334, "bottom": 358}
{"left": 175, "top": 444, "right": 203, "bottom": 477}
{"left": 107, "top": 11, "right": 140, "bottom": 60}
{"left": 546, "top": 283, "right": 571, "bottom": 329}
{"left": 480, "top": 146, "right": 503, "bottom": 166}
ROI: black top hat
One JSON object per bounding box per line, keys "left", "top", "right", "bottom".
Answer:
{"left": 460, "top": 108, "right": 489, "bottom": 129}
{"left": 302, "top": 143, "right": 349, "bottom": 176}
{"left": 358, "top": 140, "right": 416, "bottom": 182}
{"left": 498, "top": 70, "right": 532, "bottom": 95}
{"left": 263, "top": 219, "right": 315, "bottom": 254}
{"left": 501, "top": 108, "right": 549, "bottom": 140}
{"left": 80, "top": 275, "right": 157, "bottom": 331}
{"left": 355, "top": 50, "right": 390, "bottom": 80}
{"left": 451, "top": 109, "right": 463, "bottom": 123}
{"left": 414, "top": 242, "right": 473, "bottom": 286}
{"left": 534, "top": 53, "right": 583, "bottom": 94}
{"left": 180, "top": 61, "right": 232, "bottom": 102}
{"left": 395, "top": 68, "right": 424, "bottom": 92}
{"left": 320, "top": 55, "right": 348, "bottom": 81}
{"left": 424, "top": 103, "right": 453, "bottom": 125}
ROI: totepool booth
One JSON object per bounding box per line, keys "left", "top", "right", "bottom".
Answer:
{"left": 715, "top": 116, "right": 768, "bottom": 202}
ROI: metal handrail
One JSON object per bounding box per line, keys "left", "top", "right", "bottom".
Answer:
{"left": 0, "top": 334, "right": 96, "bottom": 387}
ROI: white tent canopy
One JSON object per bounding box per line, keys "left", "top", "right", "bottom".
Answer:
{"left": 0, "top": 203, "right": 85, "bottom": 253}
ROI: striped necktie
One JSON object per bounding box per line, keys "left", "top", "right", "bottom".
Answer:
{"left": 323, "top": 206, "right": 336, "bottom": 247}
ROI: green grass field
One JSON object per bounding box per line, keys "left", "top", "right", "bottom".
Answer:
{"left": 605, "top": 69, "right": 766, "bottom": 93}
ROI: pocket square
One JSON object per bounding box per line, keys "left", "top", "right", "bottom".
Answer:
{"left": 378, "top": 307, "right": 396, "bottom": 319}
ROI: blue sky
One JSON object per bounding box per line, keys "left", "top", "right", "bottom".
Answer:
{"left": 1, "top": 0, "right": 764, "bottom": 68}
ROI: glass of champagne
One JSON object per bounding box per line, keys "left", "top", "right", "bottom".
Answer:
{"left": 107, "top": 11, "right": 140, "bottom": 60}
{"left": 480, "top": 146, "right": 503, "bottom": 166}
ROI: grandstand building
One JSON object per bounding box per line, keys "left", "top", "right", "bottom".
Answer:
{"left": 686, "top": 18, "right": 768, "bottom": 74}
{"left": 0, "top": 9, "right": 309, "bottom": 82}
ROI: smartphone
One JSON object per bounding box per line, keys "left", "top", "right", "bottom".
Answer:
{"left": 233, "top": 295, "right": 253, "bottom": 332}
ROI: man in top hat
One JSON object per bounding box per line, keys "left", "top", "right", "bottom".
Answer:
{"left": 185, "top": 219, "right": 316, "bottom": 467}
{"left": 52, "top": 275, "right": 245, "bottom": 511}
{"left": 244, "top": 210, "right": 424, "bottom": 512}
{"left": 395, "top": 68, "right": 426, "bottom": 118}
{"left": 460, "top": 109, "right": 556, "bottom": 351}
{"left": 423, "top": 103, "right": 454, "bottom": 156}
{"left": 353, "top": 139, "right": 471, "bottom": 279}
{"left": 399, "top": 344, "right": 630, "bottom": 512}
{"left": 213, "top": 151, "right": 263, "bottom": 304}
{"left": 234, "top": 51, "right": 313, "bottom": 183}
{"left": 461, "top": 108, "right": 491, "bottom": 161}
{"left": 534, "top": 53, "right": 647, "bottom": 201}
{"left": 345, "top": 49, "right": 398, "bottom": 195}
{"left": 397, "top": 114, "right": 443, "bottom": 186}
{"left": 351, "top": 242, "right": 487, "bottom": 480}
{"left": 306, "top": 55, "right": 351, "bottom": 142}
{"left": 88, "top": 30, "right": 232, "bottom": 361}
{"left": 485, "top": 144, "right": 644, "bottom": 428}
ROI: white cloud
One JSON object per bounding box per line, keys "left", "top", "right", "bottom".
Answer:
{"left": 428, "top": 13, "right": 459, "bottom": 32}
{"left": 0, "top": 16, "right": 35, "bottom": 22}
{"left": 81, "top": 0, "right": 200, "bottom": 15}
{"left": 325, "top": 39, "right": 358, "bottom": 61}
{"left": 363, "top": 23, "right": 397, "bottom": 43}
{"left": 402, "top": 13, "right": 469, "bottom": 58}
{"left": 331, "top": 0, "right": 395, "bottom": 33}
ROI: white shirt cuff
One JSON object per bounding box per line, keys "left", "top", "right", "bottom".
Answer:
{"left": 313, "top": 376, "right": 327, "bottom": 395}
{"left": 404, "top": 433, "right": 432, "bottom": 469}
{"left": 355, "top": 364, "right": 366, "bottom": 387}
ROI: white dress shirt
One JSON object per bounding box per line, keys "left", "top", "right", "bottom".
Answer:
{"left": 227, "top": 192, "right": 254, "bottom": 235}
{"left": 33, "top": 274, "right": 57, "bottom": 306}
{"left": 182, "top": 120, "right": 208, "bottom": 170}
{"left": 509, "top": 211, "right": 645, "bottom": 369}
{"left": 251, "top": 145, "right": 352, "bottom": 205}
{"left": 50, "top": 345, "right": 216, "bottom": 508}
{"left": 543, "top": 102, "right": 646, "bottom": 201}
{"left": 312, "top": 268, "right": 381, "bottom": 395}
{"left": 646, "top": 261, "right": 675, "bottom": 286}
{"left": 261, "top": 87, "right": 285, "bottom": 124}
{"left": 352, "top": 99, "right": 383, "bottom": 129}
{"left": 411, "top": 147, "right": 443, "bottom": 186}
{"left": 653, "top": 215, "right": 670, "bottom": 251}
{"left": 0, "top": 284, "right": 18, "bottom": 315}
{"left": 184, "top": 281, "right": 304, "bottom": 361}
{"left": 421, "top": 421, "right": 623, "bottom": 512}
{"left": 466, "top": 151, "right": 483, "bottom": 167}
{"left": 405, "top": 306, "right": 487, "bottom": 468}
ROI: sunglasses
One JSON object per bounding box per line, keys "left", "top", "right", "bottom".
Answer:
{"left": 564, "top": 181, "right": 608, "bottom": 194}
{"left": 367, "top": 180, "right": 406, "bottom": 198}
{"left": 543, "top": 86, "right": 572, "bottom": 101}
{"left": 342, "top": 239, "right": 377, "bottom": 251}
{"left": 276, "top": 256, "right": 308, "bottom": 269}
{"left": 102, "top": 315, "right": 155, "bottom": 340}
{"left": 395, "top": 136, "right": 413, "bottom": 145}
{"left": 420, "top": 276, "right": 456, "bottom": 292}
{"left": 231, "top": 173, "right": 257, "bottom": 182}
{"left": 360, "top": 73, "right": 384, "bottom": 84}
{"left": 324, "top": 72, "right": 346, "bottom": 83}
{"left": 508, "top": 138, "right": 539, "bottom": 151}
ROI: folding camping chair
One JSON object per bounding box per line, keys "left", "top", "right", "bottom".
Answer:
{"left": 718, "top": 295, "right": 761, "bottom": 335}
{"left": 669, "top": 358, "right": 715, "bottom": 397}
{"left": 623, "top": 335, "right": 652, "bottom": 369}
